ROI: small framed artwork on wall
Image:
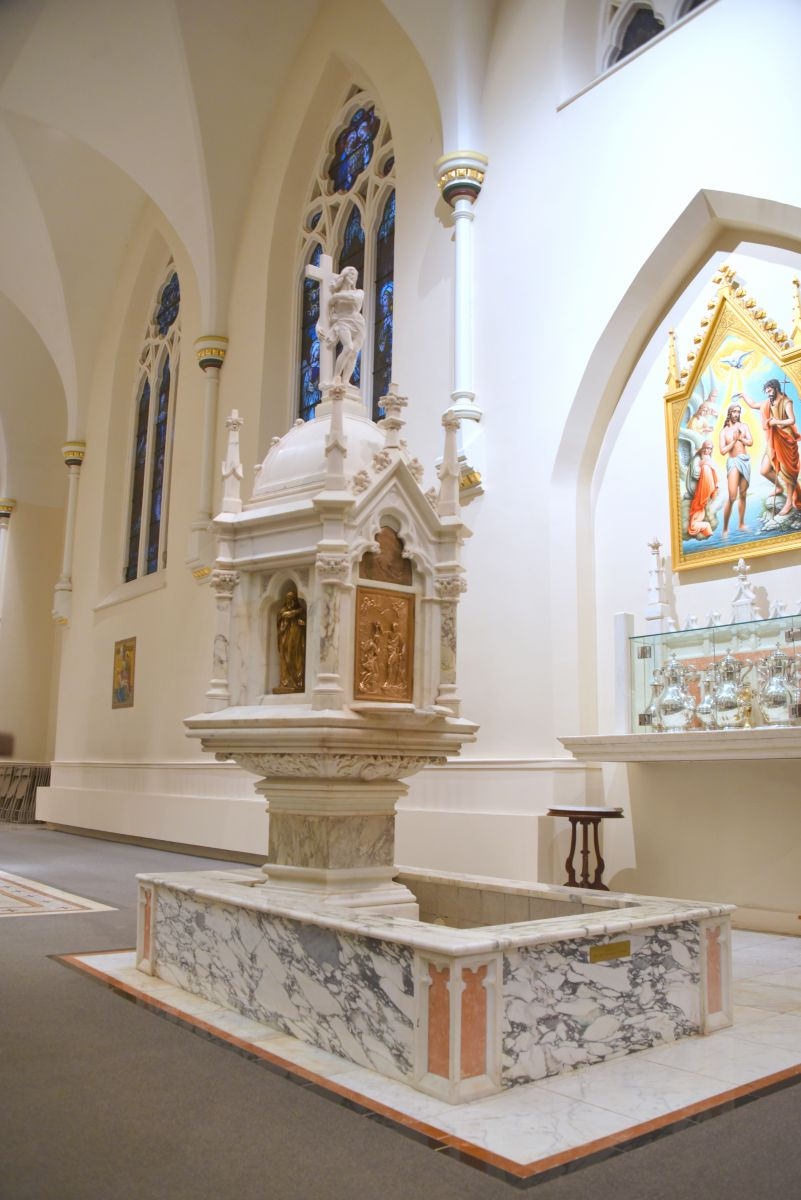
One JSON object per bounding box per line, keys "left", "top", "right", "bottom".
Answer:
{"left": 112, "top": 638, "right": 136, "bottom": 709}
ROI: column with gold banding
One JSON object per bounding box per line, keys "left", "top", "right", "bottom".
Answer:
{"left": 434, "top": 151, "right": 488, "bottom": 424}
{"left": 189, "top": 335, "right": 228, "bottom": 579}
{"left": 52, "top": 443, "right": 85, "bottom": 626}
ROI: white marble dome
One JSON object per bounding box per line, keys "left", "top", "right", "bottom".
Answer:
{"left": 251, "top": 397, "right": 385, "bottom": 499}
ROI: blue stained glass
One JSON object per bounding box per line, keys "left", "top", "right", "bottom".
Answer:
{"left": 299, "top": 244, "right": 322, "bottom": 421}
{"left": 146, "top": 356, "right": 171, "bottom": 574}
{"left": 382, "top": 156, "right": 395, "bottom": 177}
{"left": 327, "top": 107, "right": 381, "bottom": 193}
{"left": 309, "top": 211, "right": 322, "bottom": 230}
{"left": 372, "top": 190, "right": 395, "bottom": 421}
{"left": 155, "top": 272, "right": 180, "bottom": 335}
{"left": 125, "top": 379, "right": 150, "bottom": 582}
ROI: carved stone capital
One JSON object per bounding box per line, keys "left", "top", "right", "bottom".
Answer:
{"left": 315, "top": 553, "right": 350, "bottom": 585}
{"left": 236, "top": 752, "right": 446, "bottom": 782}
{"left": 211, "top": 569, "right": 239, "bottom": 597}
{"left": 435, "top": 576, "right": 467, "bottom": 601}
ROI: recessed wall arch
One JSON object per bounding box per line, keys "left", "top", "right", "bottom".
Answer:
{"left": 95, "top": 219, "right": 200, "bottom": 601}
{"left": 548, "top": 190, "right": 801, "bottom": 735}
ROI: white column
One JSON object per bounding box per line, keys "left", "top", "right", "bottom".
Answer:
{"left": 0, "top": 499, "right": 16, "bottom": 622}
{"left": 435, "top": 151, "right": 488, "bottom": 425}
{"left": 52, "top": 442, "right": 85, "bottom": 627}
{"left": 188, "top": 335, "right": 228, "bottom": 577}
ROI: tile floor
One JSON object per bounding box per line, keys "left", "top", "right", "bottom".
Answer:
{"left": 65, "top": 929, "right": 801, "bottom": 1181}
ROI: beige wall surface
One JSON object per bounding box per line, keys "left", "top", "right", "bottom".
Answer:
{"left": 0, "top": 502, "right": 63, "bottom": 762}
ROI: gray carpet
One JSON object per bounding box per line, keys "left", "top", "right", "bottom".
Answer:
{"left": 2, "top": 825, "right": 801, "bottom": 1199}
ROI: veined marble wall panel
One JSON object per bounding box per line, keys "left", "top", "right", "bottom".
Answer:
{"left": 152, "top": 886, "right": 416, "bottom": 1080}
{"left": 502, "top": 921, "right": 701, "bottom": 1084}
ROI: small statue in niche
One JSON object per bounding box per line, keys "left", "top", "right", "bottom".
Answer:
{"left": 274, "top": 589, "right": 306, "bottom": 693}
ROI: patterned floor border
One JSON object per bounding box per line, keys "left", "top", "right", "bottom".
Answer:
{"left": 56, "top": 948, "right": 801, "bottom": 1187}
{"left": 0, "top": 871, "right": 115, "bottom": 917}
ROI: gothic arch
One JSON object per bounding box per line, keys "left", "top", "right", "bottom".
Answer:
{"left": 548, "top": 190, "right": 801, "bottom": 734}
{"left": 245, "top": 4, "right": 443, "bottom": 460}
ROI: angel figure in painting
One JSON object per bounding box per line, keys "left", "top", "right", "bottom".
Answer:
{"left": 735, "top": 380, "right": 801, "bottom": 517}
{"left": 275, "top": 590, "right": 306, "bottom": 693}
{"left": 686, "top": 441, "right": 719, "bottom": 540}
{"left": 719, "top": 404, "right": 753, "bottom": 535}
{"left": 318, "top": 266, "right": 365, "bottom": 386}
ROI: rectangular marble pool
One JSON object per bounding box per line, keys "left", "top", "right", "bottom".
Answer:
{"left": 135, "top": 867, "right": 733, "bottom": 1105}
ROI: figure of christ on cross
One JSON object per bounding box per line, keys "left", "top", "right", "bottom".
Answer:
{"left": 305, "top": 252, "right": 366, "bottom": 388}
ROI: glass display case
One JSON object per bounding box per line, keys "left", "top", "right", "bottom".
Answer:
{"left": 629, "top": 614, "right": 801, "bottom": 734}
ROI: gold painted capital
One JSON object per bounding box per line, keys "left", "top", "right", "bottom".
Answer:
{"left": 0, "top": 498, "right": 16, "bottom": 518}
{"left": 435, "top": 151, "right": 488, "bottom": 206}
{"left": 194, "top": 335, "right": 229, "bottom": 372}
{"left": 62, "top": 441, "right": 86, "bottom": 466}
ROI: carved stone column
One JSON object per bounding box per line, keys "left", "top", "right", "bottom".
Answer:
{"left": 206, "top": 569, "right": 239, "bottom": 710}
{"left": 52, "top": 442, "right": 86, "bottom": 626}
{"left": 188, "top": 334, "right": 228, "bottom": 576}
{"left": 312, "top": 552, "right": 350, "bottom": 709}
{"left": 0, "top": 499, "right": 16, "bottom": 621}
{"left": 435, "top": 575, "right": 467, "bottom": 715}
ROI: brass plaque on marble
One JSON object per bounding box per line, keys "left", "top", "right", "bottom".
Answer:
{"left": 588, "top": 940, "right": 631, "bottom": 964}
{"left": 354, "top": 586, "right": 414, "bottom": 702}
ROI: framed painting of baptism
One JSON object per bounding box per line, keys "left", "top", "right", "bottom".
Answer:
{"left": 665, "top": 265, "right": 801, "bottom": 571}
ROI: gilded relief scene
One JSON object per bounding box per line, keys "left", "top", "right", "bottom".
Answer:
{"left": 354, "top": 586, "right": 414, "bottom": 702}
{"left": 667, "top": 272, "right": 801, "bottom": 570}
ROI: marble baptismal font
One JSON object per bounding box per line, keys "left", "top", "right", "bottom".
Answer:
{"left": 136, "top": 264, "right": 733, "bottom": 1105}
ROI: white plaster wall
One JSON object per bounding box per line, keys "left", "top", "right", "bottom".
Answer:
{"left": 0, "top": 502, "right": 63, "bottom": 761}
{"left": 33, "top": 0, "right": 801, "bottom": 912}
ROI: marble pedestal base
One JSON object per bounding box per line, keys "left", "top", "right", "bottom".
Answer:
{"left": 137, "top": 868, "right": 733, "bottom": 1105}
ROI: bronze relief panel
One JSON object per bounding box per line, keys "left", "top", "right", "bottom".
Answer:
{"left": 354, "top": 586, "right": 414, "bottom": 702}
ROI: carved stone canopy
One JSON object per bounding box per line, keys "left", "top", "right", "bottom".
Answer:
{"left": 188, "top": 385, "right": 477, "bottom": 912}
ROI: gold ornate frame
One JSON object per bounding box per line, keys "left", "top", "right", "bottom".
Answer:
{"left": 665, "top": 266, "right": 801, "bottom": 571}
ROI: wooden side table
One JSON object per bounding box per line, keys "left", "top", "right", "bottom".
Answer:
{"left": 547, "top": 805, "right": 624, "bottom": 891}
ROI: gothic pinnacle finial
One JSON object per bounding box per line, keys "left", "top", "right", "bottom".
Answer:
{"left": 666, "top": 330, "right": 680, "bottom": 391}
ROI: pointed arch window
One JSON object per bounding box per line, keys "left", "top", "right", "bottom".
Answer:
{"left": 124, "top": 267, "right": 180, "bottom": 582}
{"left": 296, "top": 89, "right": 395, "bottom": 423}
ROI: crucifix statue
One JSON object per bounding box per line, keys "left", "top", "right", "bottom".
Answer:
{"left": 305, "top": 252, "right": 366, "bottom": 388}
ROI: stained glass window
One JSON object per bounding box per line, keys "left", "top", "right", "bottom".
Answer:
{"left": 156, "top": 272, "right": 180, "bottom": 335}
{"left": 146, "top": 356, "right": 171, "bottom": 574}
{"left": 297, "top": 90, "right": 395, "bottom": 424}
{"left": 327, "top": 107, "right": 380, "bottom": 193}
{"left": 125, "top": 380, "right": 150, "bottom": 582}
{"left": 337, "top": 205, "right": 365, "bottom": 387}
{"left": 371, "top": 191, "right": 395, "bottom": 421}
{"left": 613, "top": 7, "right": 664, "bottom": 63}
{"left": 299, "top": 243, "right": 322, "bottom": 422}
{"left": 124, "top": 266, "right": 180, "bottom": 582}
